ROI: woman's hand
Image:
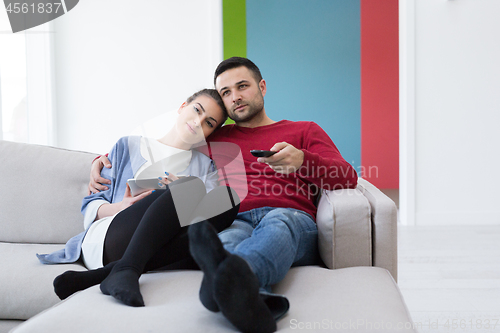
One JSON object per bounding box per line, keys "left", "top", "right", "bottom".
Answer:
{"left": 88, "top": 155, "right": 112, "bottom": 195}
{"left": 158, "top": 172, "right": 179, "bottom": 186}
{"left": 95, "top": 184, "right": 153, "bottom": 220}
{"left": 119, "top": 184, "right": 153, "bottom": 211}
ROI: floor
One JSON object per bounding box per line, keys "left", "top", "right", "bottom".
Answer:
{"left": 383, "top": 190, "right": 500, "bottom": 332}
{"left": 398, "top": 225, "right": 500, "bottom": 332}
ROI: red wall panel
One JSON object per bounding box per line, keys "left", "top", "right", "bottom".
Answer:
{"left": 361, "top": 0, "right": 399, "bottom": 188}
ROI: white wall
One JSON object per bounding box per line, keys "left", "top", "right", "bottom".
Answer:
{"left": 403, "top": 0, "right": 500, "bottom": 225}
{"left": 53, "top": 0, "right": 222, "bottom": 154}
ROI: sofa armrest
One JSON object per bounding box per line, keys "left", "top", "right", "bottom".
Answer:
{"left": 316, "top": 178, "right": 398, "bottom": 281}
{"left": 356, "top": 178, "right": 398, "bottom": 281}
{"left": 316, "top": 186, "right": 372, "bottom": 270}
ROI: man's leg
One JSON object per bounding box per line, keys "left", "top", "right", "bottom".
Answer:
{"left": 189, "top": 208, "right": 317, "bottom": 333}
{"left": 220, "top": 208, "right": 318, "bottom": 322}
{"left": 218, "top": 214, "right": 254, "bottom": 252}
{"left": 187, "top": 213, "right": 251, "bottom": 312}
{"left": 189, "top": 220, "right": 276, "bottom": 333}
{"left": 230, "top": 208, "right": 320, "bottom": 288}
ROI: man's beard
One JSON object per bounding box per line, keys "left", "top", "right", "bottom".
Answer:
{"left": 230, "top": 94, "right": 264, "bottom": 123}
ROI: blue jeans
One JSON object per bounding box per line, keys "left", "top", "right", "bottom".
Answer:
{"left": 218, "top": 207, "right": 320, "bottom": 291}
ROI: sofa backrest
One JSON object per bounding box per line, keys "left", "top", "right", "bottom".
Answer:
{"left": 0, "top": 140, "right": 98, "bottom": 244}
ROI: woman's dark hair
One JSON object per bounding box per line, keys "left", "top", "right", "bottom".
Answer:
{"left": 185, "top": 88, "right": 228, "bottom": 128}
{"left": 214, "top": 57, "right": 263, "bottom": 86}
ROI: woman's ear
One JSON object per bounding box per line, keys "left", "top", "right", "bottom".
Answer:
{"left": 177, "top": 102, "right": 188, "bottom": 114}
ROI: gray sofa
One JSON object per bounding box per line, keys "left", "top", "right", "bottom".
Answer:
{"left": 0, "top": 140, "right": 415, "bottom": 332}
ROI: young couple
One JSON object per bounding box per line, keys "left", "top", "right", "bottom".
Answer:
{"left": 40, "top": 57, "right": 358, "bottom": 333}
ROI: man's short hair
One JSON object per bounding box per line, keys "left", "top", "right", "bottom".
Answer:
{"left": 214, "top": 57, "right": 263, "bottom": 86}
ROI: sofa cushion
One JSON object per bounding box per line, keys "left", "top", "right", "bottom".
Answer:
{"left": 11, "top": 266, "right": 416, "bottom": 332}
{"left": 274, "top": 267, "right": 414, "bottom": 331}
{"left": 0, "top": 320, "right": 23, "bottom": 333}
{"left": 0, "top": 243, "right": 86, "bottom": 320}
{"left": 0, "top": 140, "right": 97, "bottom": 243}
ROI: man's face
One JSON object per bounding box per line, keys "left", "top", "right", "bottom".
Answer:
{"left": 215, "top": 66, "right": 266, "bottom": 123}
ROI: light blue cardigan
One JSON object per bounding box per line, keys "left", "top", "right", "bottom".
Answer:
{"left": 37, "top": 136, "right": 218, "bottom": 264}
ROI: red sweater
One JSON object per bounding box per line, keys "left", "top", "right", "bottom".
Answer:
{"left": 202, "top": 120, "right": 357, "bottom": 220}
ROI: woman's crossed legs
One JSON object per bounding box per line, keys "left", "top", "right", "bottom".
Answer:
{"left": 54, "top": 176, "right": 239, "bottom": 305}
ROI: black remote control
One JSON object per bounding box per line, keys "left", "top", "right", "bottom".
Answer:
{"left": 250, "top": 150, "right": 277, "bottom": 157}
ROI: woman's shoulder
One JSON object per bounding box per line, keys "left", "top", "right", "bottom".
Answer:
{"left": 191, "top": 149, "right": 212, "bottom": 164}
{"left": 111, "top": 136, "right": 144, "bottom": 153}
{"left": 117, "top": 135, "right": 143, "bottom": 144}
{"left": 187, "top": 149, "right": 214, "bottom": 172}
{"left": 112, "top": 136, "right": 140, "bottom": 148}
{"left": 106, "top": 136, "right": 143, "bottom": 165}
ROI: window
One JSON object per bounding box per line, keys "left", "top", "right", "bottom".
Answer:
{"left": 0, "top": 10, "right": 28, "bottom": 143}
{"left": 0, "top": 10, "right": 55, "bottom": 145}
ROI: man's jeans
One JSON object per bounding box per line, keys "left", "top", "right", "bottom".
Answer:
{"left": 218, "top": 207, "right": 320, "bottom": 291}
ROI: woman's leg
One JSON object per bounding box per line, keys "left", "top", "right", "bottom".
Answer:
{"left": 144, "top": 185, "right": 240, "bottom": 271}
{"left": 99, "top": 177, "right": 207, "bottom": 306}
{"left": 54, "top": 177, "right": 205, "bottom": 301}
{"left": 54, "top": 180, "right": 239, "bottom": 302}
{"left": 102, "top": 176, "right": 202, "bottom": 264}
{"left": 53, "top": 261, "right": 117, "bottom": 300}
{"left": 100, "top": 180, "right": 240, "bottom": 307}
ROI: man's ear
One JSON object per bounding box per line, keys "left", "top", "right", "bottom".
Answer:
{"left": 259, "top": 79, "right": 267, "bottom": 97}
{"left": 177, "top": 101, "right": 188, "bottom": 114}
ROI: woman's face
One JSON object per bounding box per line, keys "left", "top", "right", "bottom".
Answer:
{"left": 176, "top": 95, "right": 225, "bottom": 145}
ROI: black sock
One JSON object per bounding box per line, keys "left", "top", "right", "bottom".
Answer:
{"left": 214, "top": 255, "right": 277, "bottom": 333}
{"left": 188, "top": 220, "right": 228, "bottom": 312}
{"left": 53, "top": 261, "right": 116, "bottom": 300}
{"left": 100, "top": 269, "right": 144, "bottom": 307}
{"left": 260, "top": 293, "right": 290, "bottom": 322}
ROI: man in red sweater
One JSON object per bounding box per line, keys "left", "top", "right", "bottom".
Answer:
{"left": 187, "top": 57, "right": 357, "bottom": 333}
{"left": 89, "top": 57, "right": 357, "bottom": 333}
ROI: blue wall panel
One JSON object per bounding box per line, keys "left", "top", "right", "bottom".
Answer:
{"left": 246, "top": 0, "right": 361, "bottom": 167}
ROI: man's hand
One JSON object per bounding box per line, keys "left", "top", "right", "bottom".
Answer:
{"left": 88, "top": 155, "right": 112, "bottom": 195}
{"left": 257, "top": 142, "right": 304, "bottom": 175}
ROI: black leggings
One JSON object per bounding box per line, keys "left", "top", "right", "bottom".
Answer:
{"left": 101, "top": 176, "right": 239, "bottom": 272}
